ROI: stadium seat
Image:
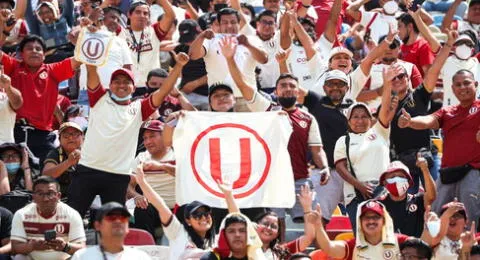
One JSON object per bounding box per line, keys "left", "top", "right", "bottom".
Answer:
{"left": 124, "top": 228, "right": 156, "bottom": 245}
{"left": 325, "top": 216, "right": 353, "bottom": 240}
{"left": 310, "top": 249, "right": 341, "bottom": 260}
{"left": 334, "top": 232, "right": 354, "bottom": 241}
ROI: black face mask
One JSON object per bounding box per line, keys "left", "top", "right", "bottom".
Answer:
{"left": 214, "top": 3, "right": 228, "bottom": 13}
{"left": 402, "top": 29, "right": 410, "bottom": 44}
{"left": 278, "top": 96, "right": 296, "bottom": 108}
{"left": 210, "top": 107, "right": 234, "bottom": 112}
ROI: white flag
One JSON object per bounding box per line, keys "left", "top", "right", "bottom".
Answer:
{"left": 74, "top": 28, "right": 114, "bottom": 66}
{"left": 173, "top": 112, "right": 295, "bottom": 208}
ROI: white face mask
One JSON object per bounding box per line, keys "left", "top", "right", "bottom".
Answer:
{"left": 383, "top": 1, "right": 399, "bottom": 15}
{"left": 455, "top": 44, "right": 473, "bottom": 60}
{"left": 426, "top": 219, "right": 441, "bottom": 237}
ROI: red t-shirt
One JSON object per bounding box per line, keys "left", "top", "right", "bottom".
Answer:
{"left": 1, "top": 54, "right": 74, "bottom": 131}
{"left": 287, "top": 108, "right": 313, "bottom": 180}
{"left": 343, "top": 234, "right": 409, "bottom": 260}
{"left": 297, "top": 0, "right": 347, "bottom": 39}
{"left": 400, "top": 38, "right": 435, "bottom": 77}
{"left": 433, "top": 100, "right": 480, "bottom": 169}
{"left": 157, "top": 95, "right": 182, "bottom": 121}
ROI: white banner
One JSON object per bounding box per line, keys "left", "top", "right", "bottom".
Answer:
{"left": 74, "top": 28, "right": 114, "bottom": 66}
{"left": 173, "top": 112, "right": 295, "bottom": 208}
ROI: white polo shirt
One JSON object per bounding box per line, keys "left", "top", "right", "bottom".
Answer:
{"left": 359, "top": 11, "right": 398, "bottom": 44}
{"left": 440, "top": 55, "right": 480, "bottom": 106}
{"left": 256, "top": 31, "right": 283, "bottom": 90}
{"left": 0, "top": 92, "right": 16, "bottom": 144}
{"left": 334, "top": 122, "right": 390, "bottom": 205}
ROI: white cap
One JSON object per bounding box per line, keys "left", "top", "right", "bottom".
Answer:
{"left": 346, "top": 102, "right": 373, "bottom": 120}
{"left": 455, "top": 34, "right": 475, "bottom": 45}
{"left": 329, "top": 46, "right": 353, "bottom": 61}
{"left": 324, "top": 69, "right": 349, "bottom": 85}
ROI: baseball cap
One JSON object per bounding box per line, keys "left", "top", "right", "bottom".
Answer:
{"left": 455, "top": 33, "right": 475, "bottom": 45}
{"left": 142, "top": 120, "right": 164, "bottom": 132}
{"left": 179, "top": 19, "right": 201, "bottom": 44}
{"left": 0, "top": 143, "right": 22, "bottom": 158}
{"left": 110, "top": 68, "right": 135, "bottom": 85}
{"left": 184, "top": 201, "right": 211, "bottom": 219}
{"left": 379, "top": 161, "right": 414, "bottom": 187}
{"left": 329, "top": 46, "right": 353, "bottom": 61}
{"left": 325, "top": 70, "right": 349, "bottom": 85}
{"left": 95, "top": 202, "right": 131, "bottom": 222}
{"left": 346, "top": 102, "right": 373, "bottom": 120}
{"left": 361, "top": 200, "right": 385, "bottom": 217}
{"left": 59, "top": 122, "right": 83, "bottom": 135}
{"left": 208, "top": 84, "right": 233, "bottom": 97}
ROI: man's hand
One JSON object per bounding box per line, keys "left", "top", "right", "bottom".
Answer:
{"left": 397, "top": 108, "right": 412, "bottom": 128}
{"left": 0, "top": 70, "right": 11, "bottom": 92}
{"left": 134, "top": 195, "right": 149, "bottom": 209}
{"left": 219, "top": 36, "right": 238, "bottom": 59}
{"left": 382, "top": 64, "right": 404, "bottom": 83}
{"left": 318, "top": 168, "right": 330, "bottom": 186}
{"left": 201, "top": 29, "right": 215, "bottom": 40}
{"left": 442, "top": 198, "right": 465, "bottom": 218}
{"left": 356, "top": 181, "right": 374, "bottom": 199}
{"left": 236, "top": 34, "right": 250, "bottom": 47}
{"left": 174, "top": 52, "right": 190, "bottom": 67}
{"left": 275, "top": 48, "right": 291, "bottom": 64}
{"left": 385, "top": 22, "right": 398, "bottom": 43}
{"left": 416, "top": 152, "right": 428, "bottom": 170}
{"left": 216, "top": 179, "right": 233, "bottom": 196}
{"left": 45, "top": 238, "right": 66, "bottom": 251}
{"left": 446, "top": 29, "right": 458, "bottom": 47}
{"left": 460, "top": 221, "right": 476, "bottom": 252}
{"left": 28, "top": 239, "right": 50, "bottom": 251}
{"left": 67, "top": 149, "right": 81, "bottom": 167}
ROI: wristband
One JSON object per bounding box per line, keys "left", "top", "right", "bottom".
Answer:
{"left": 62, "top": 243, "right": 71, "bottom": 253}
{"left": 301, "top": 3, "right": 311, "bottom": 8}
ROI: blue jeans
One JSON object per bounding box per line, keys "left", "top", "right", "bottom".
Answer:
{"left": 423, "top": 0, "right": 467, "bottom": 19}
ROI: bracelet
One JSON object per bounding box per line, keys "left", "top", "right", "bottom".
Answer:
{"left": 301, "top": 3, "right": 311, "bottom": 8}
{"left": 304, "top": 211, "right": 312, "bottom": 214}
{"left": 62, "top": 242, "right": 71, "bottom": 253}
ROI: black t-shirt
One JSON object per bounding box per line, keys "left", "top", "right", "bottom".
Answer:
{"left": 43, "top": 147, "right": 75, "bottom": 198}
{"left": 304, "top": 91, "right": 353, "bottom": 167}
{"left": 200, "top": 252, "right": 248, "bottom": 260}
{"left": 381, "top": 194, "right": 425, "bottom": 237}
{"left": 174, "top": 44, "right": 209, "bottom": 96}
{"left": 0, "top": 206, "right": 12, "bottom": 241}
{"left": 390, "top": 84, "right": 432, "bottom": 154}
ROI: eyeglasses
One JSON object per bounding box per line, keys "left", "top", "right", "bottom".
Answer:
{"left": 258, "top": 221, "right": 279, "bottom": 230}
{"left": 61, "top": 131, "right": 82, "bottom": 138}
{"left": 393, "top": 73, "right": 407, "bottom": 81}
{"left": 104, "top": 214, "right": 129, "bottom": 223}
{"left": 259, "top": 20, "right": 275, "bottom": 26}
{"left": 397, "top": 253, "right": 425, "bottom": 260}
{"left": 191, "top": 211, "right": 211, "bottom": 220}
{"left": 1, "top": 153, "right": 20, "bottom": 160}
{"left": 34, "top": 191, "right": 58, "bottom": 199}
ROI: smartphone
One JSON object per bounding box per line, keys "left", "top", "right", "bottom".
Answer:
{"left": 44, "top": 230, "right": 56, "bottom": 241}
{"left": 409, "top": 0, "right": 426, "bottom": 11}
{"left": 5, "top": 17, "right": 15, "bottom": 27}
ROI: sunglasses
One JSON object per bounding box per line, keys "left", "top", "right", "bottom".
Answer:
{"left": 104, "top": 214, "right": 129, "bottom": 223}
{"left": 361, "top": 214, "right": 382, "bottom": 221}
{"left": 393, "top": 73, "right": 407, "bottom": 81}
{"left": 191, "top": 211, "right": 211, "bottom": 220}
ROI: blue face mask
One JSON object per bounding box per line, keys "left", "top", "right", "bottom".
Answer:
{"left": 110, "top": 93, "right": 132, "bottom": 102}
{"left": 5, "top": 162, "right": 20, "bottom": 174}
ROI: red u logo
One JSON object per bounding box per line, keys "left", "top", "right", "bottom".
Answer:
{"left": 209, "top": 138, "right": 251, "bottom": 189}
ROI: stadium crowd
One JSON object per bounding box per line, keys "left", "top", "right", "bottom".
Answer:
{"left": 0, "top": 0, "right": 479, "bottom": 258}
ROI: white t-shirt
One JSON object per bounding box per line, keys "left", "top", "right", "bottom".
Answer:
{"left": 203, "top": 34, "right": 263, "bottom": 97}
{"left": 72, "top": 245, "right": 152, "bottom": 260}
{"left": 434, "top": 236, "right": 462, "bottom": 260}
{"left": 80, "top": 92, "right": 147, "bottom": 175}
{"left": 119, "top": 26, "right": 162, "bottom": 87}
{"left": 163, "top": 215, "right": 210, "bottom": 260}
{"left": 0, "top": 92, "right": 16, "bottom": 144}
{"left": 360, "top": 11, "right": 398, "bottom": 44}
{"left": 441, "top": 55, "right": 480, "bottom": 106}
{"left": 311, "top": 64, "right": 368, "bottom": 100}
{"left": 334, "top": 122, "right": 390, "bottom": 205}
{"left": 131, "top": 149, "right": 176, "bottom": 208}
{"left": 256, "top": 31, "right": 283, "bottom": 90}
{"left": 79, "top": 36, "right": 133, "bottom": 90}
{"left": 11, "top": 202, "right": 86, "bottom": 260}
{"left": 366, "top": 60, "right": 414, "bottom": 110}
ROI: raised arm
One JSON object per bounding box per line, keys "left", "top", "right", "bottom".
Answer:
{"left": 279, "top": 11, "right": 292, "bottom": 50}
{"left": 229, "top": 0, "right": 247, "bottom": 28}
{"left": 290, "top": 12, "right": 316, "bottom": 60}
{"left": 410, "top": 8, "right": 441, "bottom": 53}
{"left": 0, "top": 161, "right": 10, "bottom": 195}
{"left": 150, "top": 53, "right": 189, "bottom": 107}
{"left": 416, "top": 154, "right": 436, "bottom": 208}
{"left": 220, "top": 36, "right": 256, "bottom": 100}
{"left": 156, "top": 0, "right": 175, "bottom": 34}
{"left": 377, "top": 64, "right": 401, "bottom": 127}
{"left": 422, "top": 30, "right": 456, "bottom": 92}
{"left": 0, "top": 72, "right": 22, "bottom": 110}
{"left": 346, "top": 0, "right": 370, "bottom": 22}
{"left": 216, "top": 181, "right": 240, "bottom": 213}
{"left": 359, "top": 24, "right": 397, "bottom": 76}
{"left": 170, "top": 87, "right": 196, "bottom": 111}
{"left": 86, "top": 65, "right": 101, "bottom": 90}
{"left": 188, "top": 29, "right": 213, "bottom": 60}
{"left": 309, "top": 204, "right": 347, "bottom": 258}
{"left": 135, "top": 164, "right": 174, "bottom": 224}
{"left": 237, "top": 35, "right": 268, "bottom": 64}
{"left": 440, "top": 0, "right": 462, "bottom": 33}
{"left": 297, "top": 185, "right": 316, "bottom": 251}
{"left": 13, "top": 0, "right": 27, "bottom": 19}
{"left": 276, "top": 48, "right": 291, "bottom": 74}
{"left": 23, "top": 0, "right": 39, "bottom": 35}
{"left": 323, "top": 0, "right": 343, "bottom": 43}
{"left": 397, "top": 109, "right": 440, "bottom": 130}
{"left": 63, "top": 0, "right": 75, "bottom": 27}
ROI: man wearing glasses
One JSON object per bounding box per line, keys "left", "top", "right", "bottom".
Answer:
{"left": 72, "top": 202, "right": 151, "bottom": 259}
{"left": 10, "top": 176, "right": 86, "bottom": 260}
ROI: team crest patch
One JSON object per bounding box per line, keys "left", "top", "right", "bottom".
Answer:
{"left": 383, "top": 249, "right": 394, "bottom": 259}
{"left": 39, "top": 71, "right": 48, "bottom": 79}
{"left": 470, "top": 107, "right": 478, "bottom": 115}
{"left": 55, "top": 223, "right": 65, "bottom": 234}
{"left": 366, "top": 201, "right": 377, "bottom": 208}
{"left": 164, "top": 108, "right": 173, "bottom": 116}
{"left": 408, "top": 204, "right": 418, "bottom": 213}
{"left": 367, "top": 134, "right": 377, "bottom": 141}
{"left": 299, "top": 120, "right": 307, "bottom": 128}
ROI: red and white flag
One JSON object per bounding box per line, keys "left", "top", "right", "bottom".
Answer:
{"left": 173, "top": 112, "right": 295, "bottom": 208}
